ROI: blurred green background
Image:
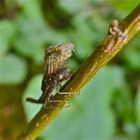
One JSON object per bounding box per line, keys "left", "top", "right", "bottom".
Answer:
{"left": 0, "top": 0, "right": 140, "bottom": 140}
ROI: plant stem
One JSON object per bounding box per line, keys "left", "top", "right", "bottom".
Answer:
{"left": 17, "top": 4, "right": 140, "bottom": 140}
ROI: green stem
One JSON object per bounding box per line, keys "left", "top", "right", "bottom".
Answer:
{"left": 17, "top": 4, "right": 140, "bottom": 140}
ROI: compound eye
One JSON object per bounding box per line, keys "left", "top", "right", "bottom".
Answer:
{"left": 47, "top": 77, "right": 53, "bottom": 83}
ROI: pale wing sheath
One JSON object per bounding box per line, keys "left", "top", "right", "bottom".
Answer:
{"left": 44, "top": 43, "right": 74, "bottom": 74}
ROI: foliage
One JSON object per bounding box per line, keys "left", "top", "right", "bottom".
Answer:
{"left": 0, "top": 0, "right": 139, "bottom": 140}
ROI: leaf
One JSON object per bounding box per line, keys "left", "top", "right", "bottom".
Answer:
{"left": 122, "top": 34, "right": 140, "bottom": 70}
{"left": 59, "top": 0, "right": 88, "bottom": 13}
{"left": 111, "top": 0, "right": 140, "bottom": 13}
{"left": 19, "top": 0, "right": 42, "bottom": 19}
{"left": 0, "top": 54, "right": 27, "bottom": 84}
{"left": 0, "top": 21, "right": 15, "bottom": 56}
{"left": 14, "top": 17, "right": 47, "bottom": 64}
{"left": 135, "top": 85, "right": 140, "bottom": 125}
{"left": 72, "top": 15, "right": 95, "bottom": 59}
{"left": 66, "top": 58, "right": 79, "bottom": 71}
{"left": 23, "top": 74, "right": 42, "bottom": 121}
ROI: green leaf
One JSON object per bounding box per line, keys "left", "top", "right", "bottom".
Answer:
{"left": 122, "top": 34, "right": 140, "bottom": 70}
{"left": 23, "top": 74, "right": 42, "bottom": 121}
{"left": 0, "top": 20, "right": 15, "bottom": 56}
{"left": 124, "top": 48, "right": 140, "bottom": 70}
{"left": 59, "top": 0, "right": 88, "bottom": 13}
{"left": 66, "top": 58, "right": 79, "bottom": 71}
{"left": 0, "top": 54, "right": 27, "bottom": 84}
{"left": 14, "top": 17, "right": 48, "bottom": 64}
{"left": 20, "top": 0, "right": 42, "bottom": 19}
{"left": 111, "top": 0, "right": 140, "bottom": 13}
{"left": 135, "top": 85, "right": 140, "bottom": 125}
{"left": 72, "top": 15, "right": 95, "bottom": 59}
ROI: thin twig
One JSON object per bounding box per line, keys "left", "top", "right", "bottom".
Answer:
{"left": 17, "top": 4, "right": 140, "bottom": 140}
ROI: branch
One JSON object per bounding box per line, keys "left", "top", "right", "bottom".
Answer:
{"left": 17, "top": 4, "right": 140, "bottom": 140}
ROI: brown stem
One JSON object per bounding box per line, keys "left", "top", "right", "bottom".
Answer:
{"left": 17, "top": 4, "right": 140, "bottom": 140}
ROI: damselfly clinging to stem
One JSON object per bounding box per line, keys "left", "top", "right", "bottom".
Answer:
{"left": 26, "top": 43, "right": 74, "bottom": 107}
